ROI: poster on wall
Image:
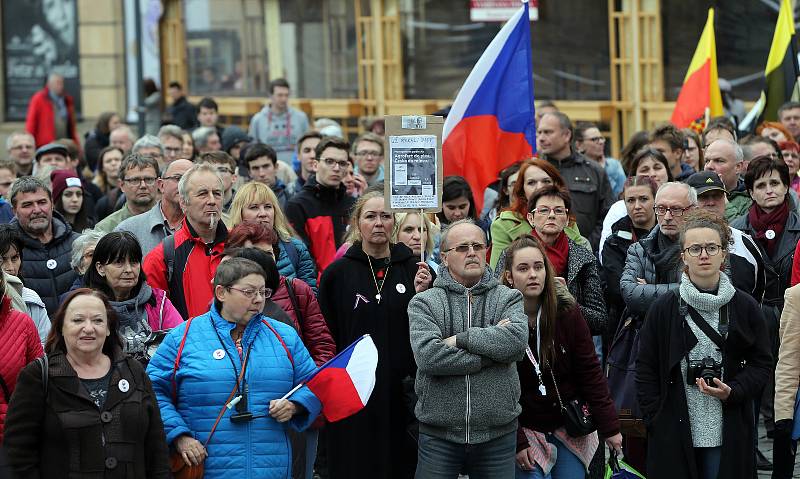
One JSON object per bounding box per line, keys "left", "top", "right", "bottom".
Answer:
{"left": 470, "top": 0, "right": 539, "bottom": 22}
{"left": 3, "top": 0, "right": 81, "bottom": 120}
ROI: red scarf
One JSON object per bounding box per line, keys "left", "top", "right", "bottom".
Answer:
{"left": 533, "top": 230, "right": 570, "bottom": 276}
{"left": 748, "top": 199, "right": 790, "bottom": 258}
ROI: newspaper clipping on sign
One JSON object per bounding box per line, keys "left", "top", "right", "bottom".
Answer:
{"left": 389, "top": 135, "right": 438, "bottom": 210}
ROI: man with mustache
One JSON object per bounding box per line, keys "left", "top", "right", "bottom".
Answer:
{"left": 94, "top": 154, "right": 160, "bottom": 233}
{"left": 9, "top": 176, "right": 79, "bottom": 315}
{"left": 409, "top": 219, "right": 528, "bottom": 477}
{"left": 143, "top": 163, "right": 227, "bottom": 319}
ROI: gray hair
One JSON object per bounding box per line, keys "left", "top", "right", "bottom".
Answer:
{"left": 132, "top": 134, "right": 164, "bottom": 155}
{"left": 157, "top": 124, "right": 184, "bottom": 143}
{"left": 192, "top": 126, "right": 217, "bottom": 149}
{"left": 110, "top": 125, "right": 135, "bottom": 143}
{"left": 9, "top": 176, "right": 50, "bottom": 206}
{"left": 70, "top": 229, "right": 106, "bottom": 271}
{"left": 708, "top": 138, "right": 744, "bottom": 163}
{"left": 440, "top": 218, "right": 487, "bottom": 252}
{"left": 655, "top": 181, "right": 698, "bottom": 206}
{"left": 178, "top": 163, "right": 223, "bottom": 202}
{"left": 6, "top": 131, "right": 34, "bottom": 151}
{"left": 118, "top": 153, "right": 160, "bottom": 180}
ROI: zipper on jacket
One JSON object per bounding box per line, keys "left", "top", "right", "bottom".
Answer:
{"left": 465, "top": 290, "right": 473, "bottom": 444}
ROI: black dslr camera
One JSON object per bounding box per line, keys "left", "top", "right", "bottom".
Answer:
{"left": 688, "top": 356, "right": 722, "bottom": 386}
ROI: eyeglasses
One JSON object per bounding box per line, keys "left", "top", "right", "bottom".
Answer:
{"left": 164, "top": 146, "right": 182, "bottom": 155}
{"left": 532, "top": 206, "right": 568, "bottom": 216}
{"left": 443, "top": 242, "right": 487, "bottom": 254}
{"left": 123, "top": 177, "right": 158, "bottom": 186}
{"left": 227, "top": 286, "right": 272, "bottom": 299}
{"left": 584, "top": 136, "right": 605, "bottom": 144}
{"left": 162, "top": 174, "right": 183, "bottom": 182}
{"left": 684, "top": 244, "right": 723, "bottom": 257}
{"left": 654, "top": 205, "right": 692, "bottom": 217}
{"left": 320, "top": 157, "right": 350, "bottom": 169}
{"left": 356, "top": 151, "right": 382, "bottom": 158}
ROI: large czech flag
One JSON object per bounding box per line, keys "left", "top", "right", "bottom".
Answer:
{"left": 304, "top": 334, "right": 378, "bottom": 422}
{"left": 442, "top": 1, "right": 536, "bottom": 211}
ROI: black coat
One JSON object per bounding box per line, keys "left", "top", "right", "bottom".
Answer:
{"left": 635, "top": 288, "right": 772, "bottom": 479}
{"left": 318, "top": 242, "right": 420, "bottom": 479}
{"left": 4, "top": 348, "right": 170, "bottom": 478}
{"left": 12, "top": 214, "right": 78, "bottom": 315}
{"left": 165, "top": 96, "right": 198, "bottom": 131}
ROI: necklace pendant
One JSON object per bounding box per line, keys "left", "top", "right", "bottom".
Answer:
{"left": 376, "top": 293, "right": 382, "bottom": 303}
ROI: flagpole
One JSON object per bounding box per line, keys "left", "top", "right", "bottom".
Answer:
{"left": 280, "top": 382, "right": 305, "bottom": 401}
{"left": 704, "top": 107, "right": 710, "bottom": 128}
{"left": 420, "top": 208, "right": 425, "bottom": 264}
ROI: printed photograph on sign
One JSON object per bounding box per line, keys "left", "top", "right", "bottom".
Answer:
{"left": 389, "top": 135, "right": 438, "bottom": 209}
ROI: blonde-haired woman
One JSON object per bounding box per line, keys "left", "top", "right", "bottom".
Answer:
{"left": 229, "top": 181, "right": 317, "bottom": 290}
{"left": 318, "top": 190, "right": 432, "bottom": 479}
{"left": 392, "top": 211, "right": 440, "bottom": 273}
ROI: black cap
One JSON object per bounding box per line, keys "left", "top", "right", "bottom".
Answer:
{"left": 34, "top": 143, "right": 69, "bottom": 161}
{"left": 221, "top": 126, "right": 252, "bottom": 153}
{"left": 687, "top": 171, "right": 726, "bottom": 195}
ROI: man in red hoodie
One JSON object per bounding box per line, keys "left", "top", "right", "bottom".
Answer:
{"left": 24, "top": 73, "right": 80, "bottom": 148}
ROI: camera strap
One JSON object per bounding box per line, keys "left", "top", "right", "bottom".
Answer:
{"left": 685, "top": 304, "right": 728, "bottom": 352}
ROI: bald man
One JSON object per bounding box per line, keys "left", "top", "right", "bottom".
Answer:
{"left": 25, "top": 73, "right": 80, "bottom": 147}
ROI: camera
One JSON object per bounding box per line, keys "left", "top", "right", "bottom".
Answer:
{"left": 688, "top": 356, "right": 722, "bottom": 386}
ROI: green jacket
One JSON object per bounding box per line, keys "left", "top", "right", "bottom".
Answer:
{"left": 488, "top": 211, "right": 590, "bottom": 269}
{"left": 94, "top": 203, "right": 136, "bottom": 233}
{"left": 725, "top": 189, "right": 752, "bottom": 222}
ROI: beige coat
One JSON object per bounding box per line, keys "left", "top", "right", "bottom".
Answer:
{"left": 775, "top": 283, "right": 800, "bottom": 421}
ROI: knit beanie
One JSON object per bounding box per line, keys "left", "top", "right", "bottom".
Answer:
{"left": 50, "top": 169, "right": 83, "bottom": 201}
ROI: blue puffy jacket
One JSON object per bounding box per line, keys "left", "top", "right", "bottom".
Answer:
{"left": 146, "top": 305, "right": 321, "bottom": 478}
{"left": 277, "top": 238, "right": 318, "bottom": 292}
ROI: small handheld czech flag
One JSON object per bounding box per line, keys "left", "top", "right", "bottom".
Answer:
{"left": 284, "top": 334, "right": 379, "bottom": 422}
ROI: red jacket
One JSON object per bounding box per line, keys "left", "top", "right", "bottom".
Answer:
{"left": 143, "top": 219, "right": 227, "bottom": 320}
{"left": 24, "top": 87, "right": 80, "bottom": 147}
{"left": 272, "top": 276, "right": 336, "bottom": 366}
{"left": 0, "top": 296, "right": 43, "bottom": 443}
{"left": 792, "top": 241, "right": 800, "bottom": 287}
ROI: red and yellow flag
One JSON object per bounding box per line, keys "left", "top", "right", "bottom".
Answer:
{"left": 670, "top": 8, "right": 724, "bottom": 131}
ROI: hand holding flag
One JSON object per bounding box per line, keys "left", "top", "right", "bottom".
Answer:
{"left": 281, "top": 334, "right": 379, "bottom": 422}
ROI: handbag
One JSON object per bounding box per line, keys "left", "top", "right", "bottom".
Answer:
{"left": 550, "top": 367, "right": 596, "bottom": 437}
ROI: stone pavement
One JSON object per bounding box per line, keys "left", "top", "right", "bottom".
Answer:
{"left": 758, "top": 424, "right": 800, "bottom": 478}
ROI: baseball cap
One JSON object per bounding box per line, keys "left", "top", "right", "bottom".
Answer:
{"left": 687, "top": 171, "right": 726, "bottom": 195}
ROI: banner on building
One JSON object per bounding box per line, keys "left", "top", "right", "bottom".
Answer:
{"left": 2, "top": 0, "right": 81, "bottom": 120}
{"left": 470, "top": 0, "right": 539, "bottom": 22}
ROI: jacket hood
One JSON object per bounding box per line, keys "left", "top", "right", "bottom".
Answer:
{"left": 434, "top": 263, "right": 498, "bottom": 295}
{"left": 111, "top": 282, "right": 153, "bottom": 327}
{"left": 343, "top": 241, "right": 414, "bottom": 265}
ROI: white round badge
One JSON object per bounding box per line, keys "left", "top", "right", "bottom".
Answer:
{"left": 46, "top": 259, "right": 57, "bottom": 270}
{"left": 396, "top": 283, "right": 406, "bottom": 294}
{"left": 765, "top": 229, "right": 776, "bottom": 240}
{"left": 118, "top": 379, "right": 130, "bottom": 393}
{"left": 213, "top": 349, "right": 225, "bottom": 360}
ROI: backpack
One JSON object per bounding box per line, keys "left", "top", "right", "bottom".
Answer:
{"left": 605, "top": 307, "right": 646, "bottom": 437}
{"left": 163, "top": 234, "right": 176, "bottom": 283}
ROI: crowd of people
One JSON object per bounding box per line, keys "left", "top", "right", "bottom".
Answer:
{"left": 2, "top": 72, "right": 800, "bottom": 479}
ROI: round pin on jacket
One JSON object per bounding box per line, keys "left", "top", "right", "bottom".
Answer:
{"left": 118, "top": 379, "right": 130, "bottom": 393}
{"left": 46, "top": 259, "right": 57, "bottom": 270}
{"left": 396, "top": 283, "right": 406, "bottom": 294}
{"left": 213, "top": 349, "right": 225, "bottom": 360}
{"left": 765, "top": 229, "right": 776, "bottom": 240}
